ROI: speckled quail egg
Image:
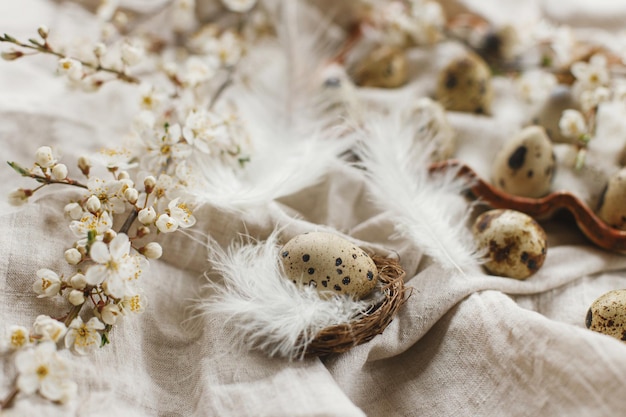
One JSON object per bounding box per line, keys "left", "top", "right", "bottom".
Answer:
{"left": 279, "top": 232, "right": 378, "bottom": 299}
{"left": 586, "top": 289, "right": 626, "bottom": 341}
{"left": 473, "top": 209, "right": 548, "bottom": 279}
{"left": 597, "top": 168, "right": 626, "bottom": 230}
{"left": 351, "top": 46, "right": 408, "bottom": 89}
{"left": 492, "top": 125, "right": 556, "bottom": 198}
{"left": 436, "top": 51, "right": 493, "bottom": 114}
{"left": 405, "top": 97, "right": 457, "bottom": 162}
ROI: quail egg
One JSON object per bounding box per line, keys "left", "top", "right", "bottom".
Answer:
{"left": 597, "top": 168, "right": 626, "bottom": 230}
{"left": 473, "top": 209, "right": 548, "bottom": 279}
{"left": 351, "top": 46, "right": 408, "bottom": 89}
{"left": 586, "top": 289, "right": 626, "bottom": 341}
{"left": 279, "top": 232, "right": 378, "bottom": 299}
{"left": 436, "top": 51, "right": 493, "bottom": 114}
{"left": 492, "top": 125, "right": 556, "bottom": 198}
{"left": 405, "top": 97, "right": 456, "bottom": 162}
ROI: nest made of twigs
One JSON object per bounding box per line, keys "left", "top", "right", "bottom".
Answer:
{"left": 303, "top": 255, "right": 408, "bottom": 357}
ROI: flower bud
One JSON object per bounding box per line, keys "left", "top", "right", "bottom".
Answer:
{"left": 136, "top": 226, "right": 150, "bottom": 238}
{"left": 121, "top": 41, "right": 144, "bottom": 66}
{"left": 64, "top": 248, "right": 82, "bottom": 265}
{"left": 32, "top": 315, "right": 66, "bottom": 342}
{"left": 138, "top": 207, "right": 156, "bottom": 225}
{"left": 1, "top": 50, "right": 24, "bottom": 61}
{"left": 124, "top": 187, "right": 139, "bottom": 204}
{"left": 93, "top": 42, "right": 107, "bottom": 58}
{"left": 35, "top": 146, "right": 56, "bottom": 168}
{"left": 103, "top": 229, "right": 117, "bottom": 244}
{"left": 64, "top": 202, "right": 83, "bottom": 220}
{"left": 144, "top": 176, "right": 156, "bottom": 193}
{"left": 85, "top": 195, "right": 101, "bottom": 213}
{"left": 8, "top": 189, "right": 31, "bottom": 206}
{"left": 118, "top": 170, "right": 130, "bottom": 180}
{"left": 38, "top": 25, "right": 49, "bottom": 39}
{"left": 141, "top": 242, "right": 162, "bottom": 259}
{"left": 70, "top": 273, "right": 87, "bottom": 290}
{"left": 51, "top": 163, "right": 68, "bottom": 180}
{"left": 68, "top": 289, "right": 85, "bottom": 306}
{"left": 100, "top": 303, "right": 122, "bottom": 325}
{"left": 78, "top": 156, "right": 91, "bottom": 176}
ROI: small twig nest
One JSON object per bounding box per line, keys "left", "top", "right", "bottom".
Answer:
{"left": 303, "top": 255, "right": 408, "bottom": 357}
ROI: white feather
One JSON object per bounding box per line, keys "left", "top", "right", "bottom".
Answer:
{"left": 187, "top": 2, "right": 355, "bottom": 210}
{"left": 196, "top": 230, "right": 372, "bottom": 360}
{"left": 353, "top": 109, "right": 481, "bottom": 274}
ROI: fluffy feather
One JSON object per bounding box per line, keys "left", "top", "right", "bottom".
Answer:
{"left": 196, "top": 230, "right": 372, "bottom": 360}
{"left": 187, "top": 1, "right": 355, "bottom": 210}
{"left": 353, "top": 107, "right": 481, "bottom": 274}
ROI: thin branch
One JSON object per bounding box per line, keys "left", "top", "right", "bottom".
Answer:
{"left": 208, "top": 67, "right": 236, "bottom": 110}
{"left": 0, "top": 34, "right": 139, "bottom": 84}
{"left": 8, "top": 162, "right": 88, "bottom": 189}
{"left": 0, "top": 383, "right": 19, "bottom": 410}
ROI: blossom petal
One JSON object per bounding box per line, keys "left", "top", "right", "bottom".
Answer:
{"left": 90, "top": 241, "right": 110, "bottom": 264}
{"left": 109, "top": 233, "right": 130, "bottom": 259}
{"left": 85, "top": 264, "right": 108, "bottom": 286}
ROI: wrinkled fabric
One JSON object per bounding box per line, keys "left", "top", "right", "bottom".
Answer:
{"left": 2, "top": 1, "right": 626, "bottom": 416}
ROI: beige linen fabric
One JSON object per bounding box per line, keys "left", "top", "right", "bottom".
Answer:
{"left": 2, "top": 1, "right": 626, "bottom": 416}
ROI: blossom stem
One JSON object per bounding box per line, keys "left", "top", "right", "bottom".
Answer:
{"left": 208, "top": 67, "right": 235, "bottom": 110}
{"left": 120, "top": 209, "right": 138, "bottom": 234}
{"left": 7, "top": 161, "right": 88, "bottom": 189}
{"left": 0, "top": 34, "right": 139, "bottom": 83}
{"left": 0, "top": 381, "right": 19, "bottom": 410}
{"left": 63, "top": 303, "right": 84, "bottom": 327}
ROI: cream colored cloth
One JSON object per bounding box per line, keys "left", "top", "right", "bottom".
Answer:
{"left": 2, "top": 1, "right": 626, "bottom": 416}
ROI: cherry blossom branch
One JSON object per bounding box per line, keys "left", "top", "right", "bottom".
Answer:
{"left": 8, "top": 162, "right": 88, "bottom": 189}
{"left": 0, "top": 379, "right": 19, "bottom": 410}
{"left": 0, "top": 34, "right": 139, "bottom": 84}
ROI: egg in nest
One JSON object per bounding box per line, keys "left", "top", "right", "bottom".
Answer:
{"left": 279, "top": 232, "right": 378, "bottom": 299}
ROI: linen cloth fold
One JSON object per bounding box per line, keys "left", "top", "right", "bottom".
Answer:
{"left": 2, "top": 1, "right": 626, "bottom": 416}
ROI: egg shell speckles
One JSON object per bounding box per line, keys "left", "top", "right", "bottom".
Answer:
{"left": 586, "top": 289, "right": 626, "bottom": 341}
{"left": 351, "top": 46, "right": 408, "bottom": 89}
{"left": 435, "top": 51, "right": 493, "bottom": 114}
{"left": 279, "top": 232, "right": 378, "bottom": 299}
{"left": 597, "top": 168, "right": 626, "bottom": 230}
{"left": 492, "top": 125, "right": 555, "bottom": 198}
{"left": 473, "top": 209, "right": 547, "bottom": 280}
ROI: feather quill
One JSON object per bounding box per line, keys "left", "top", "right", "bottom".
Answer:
{"left": 197, "top": 230, "right": 372, "bottom": 360}
{"left": 353, "top": 106, "right": 481, "bottom": 274}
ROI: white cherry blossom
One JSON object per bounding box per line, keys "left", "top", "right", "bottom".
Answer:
{"left": 119, "top": 293, "right": 147, "bottom": 315}
{"left": 571, "top": 54, "right": 610, "bottom": 92}
{"left": 168, "top": 197, "right": 196, "bottom": 228}
{"left": 4, "top": 325, "right": 30, "bottom": 351}
{"left": 142, "top": 124, "right": 192, "bottom": 171}
{"left": 559, "top": 109, "right": 588, "bottom": 140}
{"left": 15, "top": 342, "right": 77, "bottom": 402}
{"left": 32, "top": 315, "right": 67, "bottom": 343}
{"left": 87, "top": 177, "right": 126, "bottom": 214}
{"left": 33, "top": 269, "right": 62, "bottom": 298}
{"left": 85, "top": 233, "right": 132, "bottom": 286}
{"left": 182, "top": 109, "right": 230, "bottom": 154}
{"left": 70, "top": 211, "right": 113, "bottom": 241}
{"left": 64, "top": 317, "right": 104, "bottom": 355}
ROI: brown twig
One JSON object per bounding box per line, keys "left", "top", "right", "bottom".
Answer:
{"left": 0, "top": 34, "right": 139, "bottom": 84}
